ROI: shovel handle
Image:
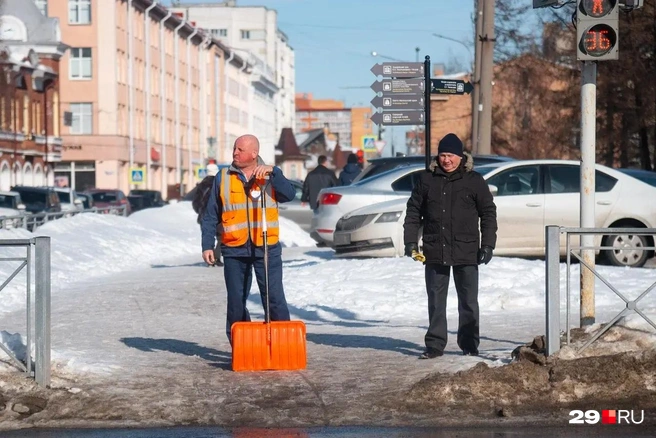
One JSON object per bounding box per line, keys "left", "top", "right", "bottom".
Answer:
{"left": 261, "top": 180, "right": 272, "bottom": 340}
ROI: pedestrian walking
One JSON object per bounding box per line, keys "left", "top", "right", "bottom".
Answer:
{"left": 192, "top": 163, "right": 224, "bottom": 266}
{"left": 339, "top": 153, "right": 362, "bottom": 186}
{"left": 301, "top": 155, "right": 339, "bottom": 211}
{"left": 403, "top": 133, "right": 497, "bottom": 359}
{"left": 201, "top": 134, "right": 297, "bottom": 343}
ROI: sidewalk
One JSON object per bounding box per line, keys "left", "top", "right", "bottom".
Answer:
{"left": 1, "top": 246, "right": 655, "bottom": 430}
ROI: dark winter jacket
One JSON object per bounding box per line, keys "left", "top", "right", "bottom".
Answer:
{"left": 339, "top": 163, "right": 361, "bottom": 186}
{"left": 403, "top": 153, "right": 497, "bottom": 266}
{"left": 192, "top": 175, "right": 222, "bottom": 237}
{"left": 301, "top": 164, "right": 339, "bottom": 210}
{"left": 192, "top": 175, "right": 215, "bottom": 223}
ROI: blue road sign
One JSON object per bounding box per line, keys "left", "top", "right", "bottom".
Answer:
{"left": 130, "top": 168, "right": 144, "bottom": 184}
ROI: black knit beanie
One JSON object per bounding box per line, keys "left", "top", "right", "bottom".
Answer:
{"left": 437, "top": 133, "right": 464, "bottom": 157}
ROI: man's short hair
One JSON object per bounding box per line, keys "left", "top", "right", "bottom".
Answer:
{"left": 318, "top": 155, "right": 328, "bottom": 165}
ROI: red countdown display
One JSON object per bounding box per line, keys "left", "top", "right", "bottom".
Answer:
{"left": 581, "top": 24, "right": 617, "bottom": 57}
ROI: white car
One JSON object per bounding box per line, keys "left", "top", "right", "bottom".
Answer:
{"left": 52, "top": 187, "right": 85, "bottom": 212}
{"left": 333, "top": 160, "right": 656, "bottom": 268}
{"left": 310, "top": 165, "right": 424, "bottom": 246}
{"left": 0, "top": 191, "right": 27, "bottom": 228}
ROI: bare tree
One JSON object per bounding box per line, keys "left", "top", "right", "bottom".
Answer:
{"left": 490, "top": 0, "right": 656, "bottom": 169}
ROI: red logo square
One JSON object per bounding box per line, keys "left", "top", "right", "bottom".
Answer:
{"left": 602, "top": 410, "right": 617, "bottom": 424}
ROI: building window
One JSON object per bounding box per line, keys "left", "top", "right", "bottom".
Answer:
{"left": 34, "top": 0, "right": 48, "bottom": 16}
{"left": 211, "top": 29, "right": 227, "bottom": 37}
{"left": 52, "top": 92, "right": 60, "bottom": 137}
{"left": 240, "top": 30, "right": 250, "bottom": 39}
{"left": 70, "top": 48, "right": 92, "bottom": 79}
{"left": 69, "top": 103, "right": 92, "bottom": 134}
{"left": 69, "top": 0, "right": 91, "bottom": 25}
{"left": 23, "top": 95, "right": 30, "bottom": 136}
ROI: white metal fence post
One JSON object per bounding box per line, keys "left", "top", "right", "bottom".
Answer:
{"left": 546, "top": 226, "right": 561, "bottom": 356}
{"left": 34, "top": 236, "right": 51, "bottom": 387}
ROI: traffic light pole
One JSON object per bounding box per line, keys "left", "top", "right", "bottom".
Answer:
{"left": 424, "top": 56, "right": 431, "bottom": 170}
{"left": 580, "top": 60, "right": 597, "bottom": 327}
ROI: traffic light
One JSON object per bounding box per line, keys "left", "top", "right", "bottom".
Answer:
{"left": 356, "top": 149, "right": 365, "bottom": 167}
{"left": 576, "top": 0, "right": 619, "bottom": 61}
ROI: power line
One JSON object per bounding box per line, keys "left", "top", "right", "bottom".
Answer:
{"left": 278, "top": 22, "right": 467, "bottom": 34}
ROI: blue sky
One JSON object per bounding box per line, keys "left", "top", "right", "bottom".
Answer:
{"left": 171, "top": 0, "right": 477, "bottom": 153}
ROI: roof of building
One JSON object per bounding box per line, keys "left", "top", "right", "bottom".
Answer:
{"left": 0, "top": 0, "right": 61, "bottom": 45}
{"left": 331, "top": 143, "right": 349, "bottom": 170}
{"left": 276, "top": 128, "right": 307, "bottom": 161}
{"left": 295, "top": 129, "right": 326, "bottom": 150}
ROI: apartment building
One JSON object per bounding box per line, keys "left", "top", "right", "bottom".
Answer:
{"left": 170, "top": 1, "right": 295, "bottom": 164}
{"left": 35, "top": 0, "right": 251, "bottom": 197}
{"left": 295, "top": 93, "right": 374, "bottom": 149}
{"left": 0, "top": 0, "right": 68, "bottom": 190}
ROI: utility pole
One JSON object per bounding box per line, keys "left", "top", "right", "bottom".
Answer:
{"left": 580, "top": 61, "right": 597, "bottom": 327}
{"left": 471, "top": 0, "right": 484, "bottom": 154}
{"left": 478, "top": 0, "right": 495, "bottom": 155}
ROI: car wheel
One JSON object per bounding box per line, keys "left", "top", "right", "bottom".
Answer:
{"left": 603, "top": 233, "right": 649, "bottom": 268}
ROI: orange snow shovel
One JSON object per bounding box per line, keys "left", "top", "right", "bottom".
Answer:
{"left": 231, "top": 179, "right": 307, "bottom": 372}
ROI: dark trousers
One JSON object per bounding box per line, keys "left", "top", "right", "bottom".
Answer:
{"left": 424, "top": 264, "right": 479, "bottom": 353}
{"left": 223, "top": 254, "right": 291, "bottom": 342}
{"left": 213, "top": 233, "right": 222, "bottom": 261}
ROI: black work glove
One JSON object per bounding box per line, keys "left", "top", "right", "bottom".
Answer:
{"left": 478, "top": 245, "right": 493, "bottom": 265}
{"left": 404, "top": 243, "right": 418, "bottom": 258}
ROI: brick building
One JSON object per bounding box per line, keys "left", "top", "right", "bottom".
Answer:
{"left": 0, "top": 0, "right": 68, "bottom": 190}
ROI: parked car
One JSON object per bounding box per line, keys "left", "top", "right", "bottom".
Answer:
{"left": 617, "top": 168, "right": 656, "bottom": 187}
{"left": 128, "top": 189, "right": 167, "bottom": 209}
{"left": 127, "top": 195, "right": 146, "bottom": 213}
{"left": 351, "top": 154, "right": 515, "bottom": 184}
{"left": 84, "top": 189, "right": 131, "bottom": 215}
{"left": 0, "top": 191, "right": 27, "bottom": 228}
{"left": 278, "top": 180, "right": 313, "bottom": 232}
{"left": 311, "top": 164, "right": 425, "bottom": 246}
{"left": 76, "top": 192, "right": 95, "bottom": 210}
{"left": 10, "top": 186, "right": 62, "bottom": 214}
{"left": 51, "top": 187, "right": 84, "bottom": 212}
{"left": 332, "top": 160, "right": 656, "bottom": 268}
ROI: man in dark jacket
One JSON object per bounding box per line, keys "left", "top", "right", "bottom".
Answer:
{"left": 192, "top": 163, "right": 223, "bottom": 266}
{"left": 301, "top": 155, "right": 339, "bottom": 210}
{"left": 403, "top": 133, "right": 497, "bottom": 359}
{"left": 339, "top": 153, "right": 361, "bottom": 186}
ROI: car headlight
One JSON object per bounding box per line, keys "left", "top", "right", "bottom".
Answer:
{"left": 375, "top": 211, "right": 402, "bottom": 223}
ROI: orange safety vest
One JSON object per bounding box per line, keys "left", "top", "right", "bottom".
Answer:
{"left": 219, "top": 168, "right": 279, "bottom": 247}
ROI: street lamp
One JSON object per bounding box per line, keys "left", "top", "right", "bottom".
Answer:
{"left": 432, "top": 32, "right": 478, "bottom": 154}
{"left": 431, "top": 33, "right": 473, "bottom": 69}
{"left": 370, "top": 51, "right": 404, "bottom": 62}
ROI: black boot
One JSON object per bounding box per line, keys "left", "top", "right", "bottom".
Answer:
{"left": 419, "top": 348, "right": 443, "bottom": 359}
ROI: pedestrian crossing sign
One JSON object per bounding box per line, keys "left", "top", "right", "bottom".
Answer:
{"left": 129, "top": 167, "right": 145, "bottom": 185}
{"left": 195, "top": 166, "right": 207, "bottom": 179}
{"left": 362, "top": 135, "right": 377, "bottom": 152}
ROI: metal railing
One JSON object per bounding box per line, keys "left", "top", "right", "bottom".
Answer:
{"left": 0, "top": 236, "right": 51, "bottom": 386}
{"left": 0, "top": 205, "right": 128, "bottom": 231}
{"left": 545, "top": 226, "right": 656, "bottom": 356}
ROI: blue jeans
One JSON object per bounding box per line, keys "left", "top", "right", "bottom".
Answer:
{"left": 223, "top": 255, "right": 291, "bottom": 342}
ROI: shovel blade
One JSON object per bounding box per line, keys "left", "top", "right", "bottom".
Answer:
{"left": 231, "top": 321, "right": 307, "bottom": 371}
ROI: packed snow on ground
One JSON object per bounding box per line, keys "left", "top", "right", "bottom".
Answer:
{"left": 0, "top": 201, "right": 655, "bottom": 428}
{"left": 1, "top": 200, "right": 654, "bottom": 370}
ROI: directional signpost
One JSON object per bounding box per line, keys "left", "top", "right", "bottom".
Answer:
{"left": 430, "top": 79, "right": 474, "bottom": 95}
{"left": 370, "top": 111, "right": 425, "bottom": 126}
{"left": 370, "top": 62, "right": 424, "bottom": 78}
{"left": 370, "top": 95, "right": 424, "bottom": 110}
{"left": 371, "top": 56, "right": 475, "bottom": 170}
